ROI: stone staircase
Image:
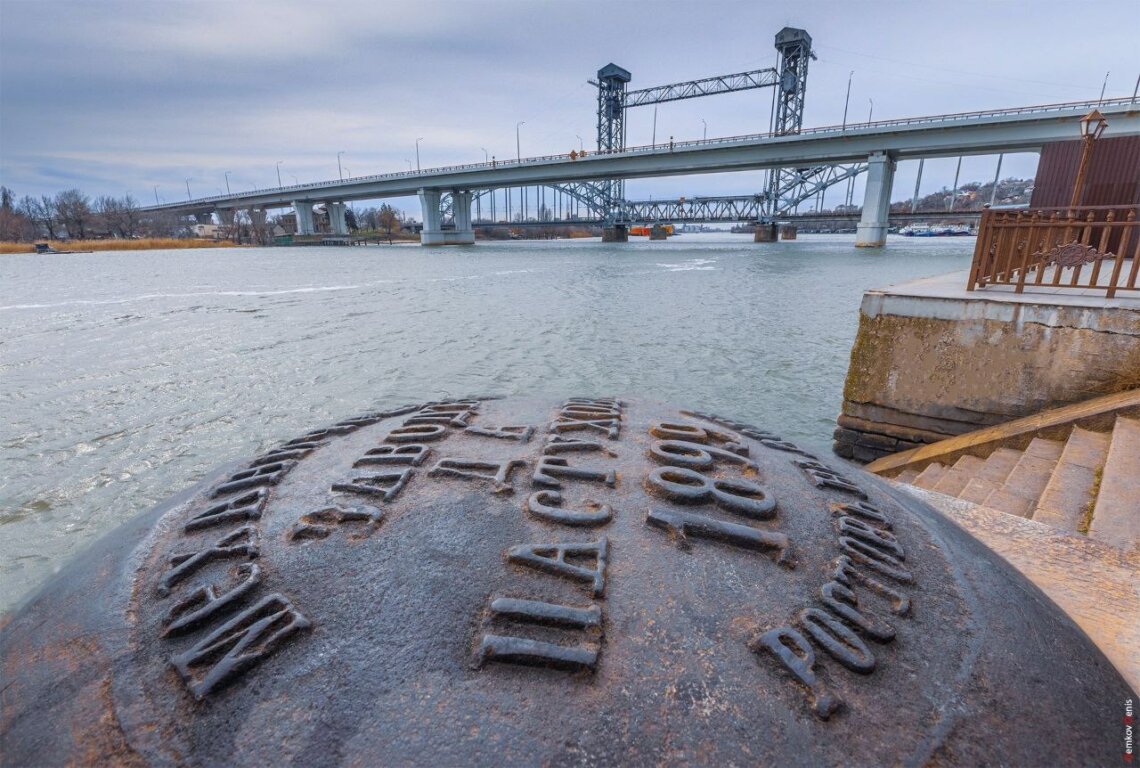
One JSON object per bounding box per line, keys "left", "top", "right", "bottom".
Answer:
{"left": 868, "top": 403, "right": 1140, "bottom": 692}
{"left": 889, "top": 417, "right": 1138, "bottom": 551}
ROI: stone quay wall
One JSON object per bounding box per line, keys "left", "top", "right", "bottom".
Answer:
{"left": 834, "top": 287, "right": 1140, "bottom": 463}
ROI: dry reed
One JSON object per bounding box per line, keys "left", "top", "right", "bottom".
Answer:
{"left": 0, "top": 238, "right": 240, "bottom": 254}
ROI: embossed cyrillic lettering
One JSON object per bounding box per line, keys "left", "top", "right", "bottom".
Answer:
{"left": 386, "top": 424, "right": 447, "bottom": 443}
{"left": 479, "top": 634, "right": 597, "bottom": 672}
{"left": 551, "top": 416, "right": 620, "bottom": 439}
{"left": 159, "top": 525, "right": 259, "bottom": 597}
{"left": 465, "top": 424, "right": 535, "bottom": 442}
{"left": 838, "top": 516, "right": 904, "bottom": 558}
{"left": 185, "top": 489, "right": 267, "bottom": 533}
{"left": 649, "top": 421, "right": 709, "bottom": 442}
{"left": 794, "top": 460, "right": 868, "bottom": 499}
{"left": 428, "top": 458, "right": 524, "bottom": 493}
{"left": 331, "top": 469, "right": 413, "bottom": 502}
{"left": 404, "top": 411, "right": 474, "bottom": 428}
{"left": 820, "top": 580, "right": 895, "bottom": 642}
{"left": 170, "top": 593, "right": 311, "bottom": 699}
{"left": 646, "top": 508, "right": 789, "bottom": 563}
{"left": 760, "top": 439, "right": 817, "bottom": 459}
{"left": 211, "top": 461, "right": 297, "bottom": 497}
{"left": 161, "top": 563, "right": 262, "bottom": 637}
{"left": 751, "top": 626, "right": 841, "bottom": 720}
{"left": 353, "top": 444, "right": 431, "bottom": 467}
{"left": 289, "top": 505, "right": 384, "bottom": 541}
{"left": 799, "top": 608, "right": 875, "bottom": 673}
{"left": 543, "top": 435, "right": 617, "bottom": 456}
{"left": 839, "top": 537, "right": 914, "bottom": 583}
{"left": 525, "top": 490, "right": 613, "bottom": 527}
{"left": 649, "top": 440, "right": 757, "bottom": 472}
{"left": 507, "top": 538, "right": 609, "bottom": 597}
{"left": 646, "top": 466, "right": 776, "bottom": 519}
{"left": 832, "top": 501, "right": 893, "bottom": 530}
{"left": 833, "top": 556, "right": 911, "bottom": 615}
{"left": 532, "top": 456, "right": 616, "bottom": 489}
{"left": 489, "top": 597, "right": 601, "bottom": 628}
{"left": 248, "top": 445, "right": 317, "bottom": 467}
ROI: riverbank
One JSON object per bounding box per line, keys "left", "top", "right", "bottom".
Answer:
{"left": 0, "top": 238, "right": 241, "bottom": 254}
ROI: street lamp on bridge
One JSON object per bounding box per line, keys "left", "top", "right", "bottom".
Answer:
{"left": 481, "top": 147, "right": 488, "bottom": 163}
{"left": 415, "top": 138, "right": 423, "bottom": 172}
{"left": 516, "top": 122, "right": 525, "bottom": 161}
{"left": 276, "top": 161, "right": 283, "bottom": 189}
{"left": 700, "top": 118, "right": 707, "bottom": 140}
{"left": 224, "top": 171, "right": 231, "bottom": 195}
{"left": 185, "top": 178, "right": 192, "bottom": 201}
{"left": 337, "top": 151, "right": 345, "bottom": 181}
{"left": 1071, "top": 109, "right": 1108, "bottom": 207}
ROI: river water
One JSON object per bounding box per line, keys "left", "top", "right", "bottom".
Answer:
{"left": 0, "top": 233, "right": 974, "bottom": 613}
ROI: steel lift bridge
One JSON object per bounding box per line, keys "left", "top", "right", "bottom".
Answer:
{"left": 451, "top": 27, "right": 865, "bottom": 232}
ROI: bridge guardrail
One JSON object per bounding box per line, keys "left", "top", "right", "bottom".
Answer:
{"left": 153, "top": 97, "right": 1140, "bottom": 210}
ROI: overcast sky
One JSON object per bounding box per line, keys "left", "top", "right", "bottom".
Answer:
{"left": 2, "top": 0, "right": 1137, "bottom": 215}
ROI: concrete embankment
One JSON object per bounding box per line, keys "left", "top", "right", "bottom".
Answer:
{"left": 834, "top": 269, "right": 1140, "bottom": 463}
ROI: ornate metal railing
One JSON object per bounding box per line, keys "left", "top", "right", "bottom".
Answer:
{"left": 967, "top": 205, "right": 1140, "bottom": 298}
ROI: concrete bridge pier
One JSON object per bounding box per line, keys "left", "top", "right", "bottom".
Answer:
{"left": 602, "top": 224, "right": 628, "bottom": 242}
{"left": 419, "top": 189, "right": 475, "bottom": 245}
{"left": 327, "top": 202, "right": 348, "bottom": 235}
{"left": 855, "top": 151, "right": 897, "bottom": 247}
{"left": 754, "top": 222, "right": 777, "bottom": 242}
{"left": 293, "top": 201, "right": 315, "bottom": 235}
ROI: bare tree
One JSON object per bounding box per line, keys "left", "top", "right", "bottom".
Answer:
{"left": 55, "top": 189, "right": 93, "bottom": 239}
{"left": 378, "top": 203, "right": 400, "bottom": 243}
{"left": 18, "top": 195, "right": 58, "bottom": 239}
{"left": 0, "top": 187, "right": 34, "bottom": 241}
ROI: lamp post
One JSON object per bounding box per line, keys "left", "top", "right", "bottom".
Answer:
{"left": 154, "top": 186, "right": 159, "bottom": 205}
{"left": 276, "top": 161, "right": 283, "bottom": 188}
{"left": 700, "top": 118, "right": 707, "bottom": 140}
{"left": 575, "top": 134, "right": 583, "bottom": 152}
{"left": 481, "top": 147, "right": 488, "bottom": 163}
{"left": 1070, "top": 109, "right": 1108, "bottom": 208}
{"left": 415, "top": 138, "right": 423, "bottom": 172}
{"left": 337, "top": 151, "right": 345, "bottom": 181}
{"left": 516, "top": 121, "right": 525, "bottom": 161}
{"left": 867, "top": 98, "right": 874, "bottom": 124}
{"left": 224, "top": 171, "right": 231, "bottom": 195}
{"left": 185, "top": 178, "right": 192, "bottom": 201}
{"left": 842, "top": 70, "right": 853, "bottom": 131}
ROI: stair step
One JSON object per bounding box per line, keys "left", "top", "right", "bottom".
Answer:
{"left": 1088, "top": 416, "right": 1140, "bottom": 551}
{"left": 959, "top": 477, "right": 1000, "bottom": 504}
{"left": 1033, "top": 427, "right": 1111, "bottom": 533}
{"left": 932, "top": 455, "right": 985, "bottom": 496}
{"left": 981, "top": 438, "right": 1065, "bottom": 518}
{"left": 912, "top": 462, "right": 947, "bottom": 490}
{"left": 1024, "top": 437, "right": 1065, "bottom": 461}
{"left": 894, "top": 467, "right": 921, "bottom": 484}
{"left": 976, "top": 447, "right": 1023, "bottom": 482}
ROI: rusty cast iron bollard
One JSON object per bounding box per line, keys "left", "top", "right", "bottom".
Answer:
{"left": 1, "top": 397, "right": 1133, "bottom": 766}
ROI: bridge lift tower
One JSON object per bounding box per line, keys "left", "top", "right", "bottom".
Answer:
{"left": 585, "top": 27, "right": 864, "bottom": 225}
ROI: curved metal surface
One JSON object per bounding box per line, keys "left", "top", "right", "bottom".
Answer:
{"left": 2, "top": 396, "right": 1133, "bottom": 766}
